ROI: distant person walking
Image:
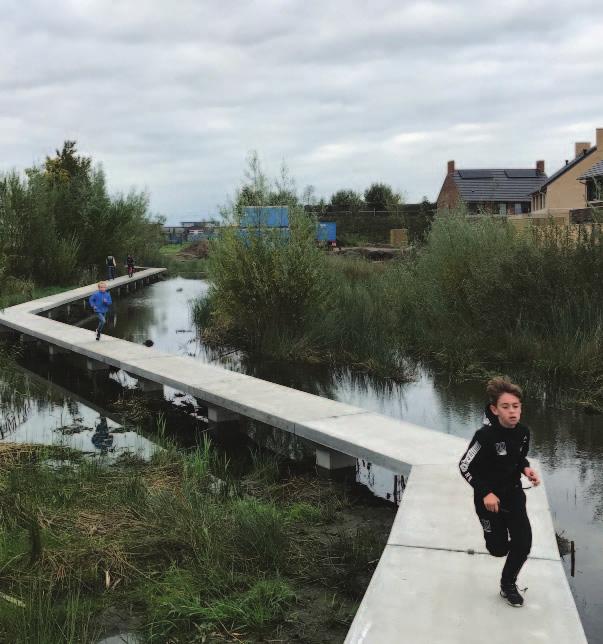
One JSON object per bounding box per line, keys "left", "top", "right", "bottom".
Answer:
{"left": 126, "top": 254, "right": 135, "bottom": 278}
{"left": 459, "top": 377, "right": 540, "bottom": 607}
{"left": 106, "top": 254, "right": 117, "bottom": 280}
{"left": 89, "top": 281, "right": 112, "bottom": 341}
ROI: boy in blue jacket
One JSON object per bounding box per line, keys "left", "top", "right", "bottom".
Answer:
{"left": 88, "top": 281, "right": 112, "bottom": 341}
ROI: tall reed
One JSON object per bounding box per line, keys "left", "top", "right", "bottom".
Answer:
{"left": 197, "top": 206, "right": 603, "bottom": 403}
{"left": 387, "top": 212, "right": 603, "bottom": 398}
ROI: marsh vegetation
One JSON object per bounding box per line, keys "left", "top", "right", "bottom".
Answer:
{"left": 0, "top": 434, "right": 390, "bottom": 643}
{"left": 195, "top": 158, "right": 603, "bottom": 407}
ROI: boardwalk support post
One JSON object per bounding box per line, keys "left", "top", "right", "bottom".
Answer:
{"left": 137, "top": 377, "right": 163, "bottom": 395}
{"left": 86, "top": 358, "right": 110, "bottom": 372}
{"left": 208, "top": 406, "right": 239, "bottom": 423}
{"left": 48, "top": 344, "right": 69, "bottom": 357}
{"left": 316, "top": 447, "right": 356, "bottom": 470}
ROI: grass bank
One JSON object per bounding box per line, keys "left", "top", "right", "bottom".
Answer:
{"left": 160, "top": 243, "right": 209, "bottom": 278}
{"left": 0, "top": 284, "right": 78, "bottom": 310}
{"left": 0, "top": 440, "right": 390, "bottom": 643}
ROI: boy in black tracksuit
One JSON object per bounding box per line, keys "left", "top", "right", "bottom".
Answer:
{"left": 459, "top": 377, "right": 540, "bottom": 607}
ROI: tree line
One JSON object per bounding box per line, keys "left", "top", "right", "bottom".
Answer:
{"left": 0, "top": 141, "right": 164, "bottom": 292}
{"left": 318, "top": 183, "right": 404, "bottom": 215}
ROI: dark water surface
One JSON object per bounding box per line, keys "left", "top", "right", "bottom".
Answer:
{"left": 2, "top": 276, "right": 602, "bottom": 642}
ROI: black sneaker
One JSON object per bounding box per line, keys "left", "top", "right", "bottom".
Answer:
{"left": 500, "top": 583, "right": 524, "bottom": 607}
{"left": 96, "top": 331, "right": 100, "bottom": 341}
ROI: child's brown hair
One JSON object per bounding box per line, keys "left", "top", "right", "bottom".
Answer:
{"left": 486, "top": 376, "right": 523, "bottom": 405}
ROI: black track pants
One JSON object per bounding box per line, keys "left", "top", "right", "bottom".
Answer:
{"left": 475, "top": 487, "right": 532, "bottom": 585}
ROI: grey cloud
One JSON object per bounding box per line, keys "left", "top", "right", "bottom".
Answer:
{"left": 0, "top": 0, "right": 602, "bottom": 222}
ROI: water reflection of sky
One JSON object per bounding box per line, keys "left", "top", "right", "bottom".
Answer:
{"left": 0, "top": 386, "right": 157, "bottom": 461}
{"left": 106, "top": 276, "right": 603, "bottom": 643}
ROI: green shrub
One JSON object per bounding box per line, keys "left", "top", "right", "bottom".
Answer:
{"left": 205, "top": 211, "right": 330, "bottom": 353}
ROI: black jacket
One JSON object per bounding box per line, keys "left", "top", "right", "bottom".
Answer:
{"left": 459, "top": 408, "right": 530, "bottom": 499}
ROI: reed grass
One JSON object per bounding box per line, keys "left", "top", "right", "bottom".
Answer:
{"left": 194, "top": 224, "right": 409, "bottom": 380}
{"left": 384, "top": 213, "right": 603, "bottom": 404}
{"left": 195, "top": 208, "right": 603, "bottom": 405}
{"left": 0, "top": 441, "right": 386, "bottom": 642}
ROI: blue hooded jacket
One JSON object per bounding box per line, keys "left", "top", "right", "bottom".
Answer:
{"left": 89, "top": 289, "right": 112, "bottom": 314}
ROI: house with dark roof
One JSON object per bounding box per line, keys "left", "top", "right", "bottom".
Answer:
{"left": 578, "top": 159, "right": 603, "bottom": 205}
{"left": 436, "top": 160, "right": 547, "bottom": 215}
{"left": 530, "top": 128, "right": 603, "bottom": 215}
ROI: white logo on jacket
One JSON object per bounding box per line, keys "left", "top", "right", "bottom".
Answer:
{"left": 495, "top": 441, "right": 507, "bottom": 456}
{"left": 460, "top": 441, "right": 481, "bottom": 472}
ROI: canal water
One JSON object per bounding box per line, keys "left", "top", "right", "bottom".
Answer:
{"left": 1, "top": 275, "right": 602, "bottom": 642}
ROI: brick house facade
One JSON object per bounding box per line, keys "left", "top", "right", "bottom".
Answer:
{"left": 437, "top": 160, "right": 547, "bottom": 215}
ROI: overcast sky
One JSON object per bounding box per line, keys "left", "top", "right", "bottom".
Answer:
{"left": 1, "top": 0, "right": 602, "bottom": 224}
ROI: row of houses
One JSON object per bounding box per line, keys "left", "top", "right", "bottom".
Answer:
{"left": 436, "top": 127, "right": 603, "bottom": 220}
{"left": 165, "top": 128, "right": 602, "bottom": 243}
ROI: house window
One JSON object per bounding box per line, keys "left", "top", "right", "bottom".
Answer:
{"left": 499, "top": 203, "right": 506, "bottom": 216}
{"left": 514, "top": 203, "right": 522, "bottom": 214}
{"left": 587, "top": 179, "right": 602, "bottom": 202}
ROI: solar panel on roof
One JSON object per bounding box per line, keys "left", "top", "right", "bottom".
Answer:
{"left": 505, "top": 170, "right": 538, "bottom": 178}
{"left": 457, "top": 170, "right": 493, "bottom": 179}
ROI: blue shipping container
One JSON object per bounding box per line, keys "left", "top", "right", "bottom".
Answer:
{"left": 317, "top": 221, "right": 337, "bottom": 243}
{"left": 237, "top": 227, "right": 290, "bottom": 243}
{"left": 241, "top": 206, "right": 289, "bottom": 228}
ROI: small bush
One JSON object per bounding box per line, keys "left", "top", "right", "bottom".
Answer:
{"left": 205, "top": 210, "right": 330, "bottom": 353}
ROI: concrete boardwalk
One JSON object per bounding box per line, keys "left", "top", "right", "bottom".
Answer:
{"left": 0, "top": 271, "right": 587, "bottom": 643}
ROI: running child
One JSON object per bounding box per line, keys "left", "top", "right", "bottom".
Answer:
{"left": 459, "top": 377, "right": 540, "bottom": 607}
{"left": 89, "top": 281, "right": 112, "bottom": 341}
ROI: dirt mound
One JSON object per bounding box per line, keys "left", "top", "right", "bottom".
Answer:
{"left": 176, "top": 240, "right": 210, "bottom": 259}
{"left": 338, "top": 246, "right": 403, "bottom": 261}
